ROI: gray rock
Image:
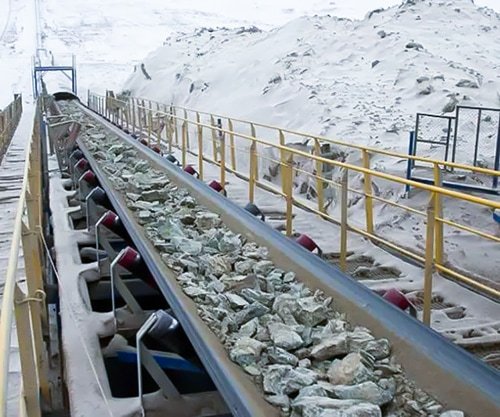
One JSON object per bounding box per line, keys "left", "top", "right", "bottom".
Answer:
{"left": 265, "top": 395, "right": 290, "bottom": 408}
{"left": 442, "top": 96, "right": 458, "bottom": 113}
{"left": 419, "top": 85, "right": 433, "bottom": 95}
{"left": 377, "top": 30, "right": 386, "bottom": 38}
{"left": 179, "top": 196, "right": 196, "bottom": 208}
{"left": 226, "top": 293, "right": 249, "bottom": 309}
{"left": 267, "top": 346, "right": 299, "bottom": 366}
{"left": 253, "top": 260, "right": 275, "bottom": 275}
{"left": 291, "top": 396, "right": 382, "bottom": 417}
{"left": 229, "top": 337, "right": 266, "bottom": 366}
{"left": 327, "top": 353, "right": 374, "bottom": 385}
{"left": 218, "top": 233, "right": 243, "bottom": 253}
{"left": 416, "top": 76, "right": 430, "bottom": 83}
{"left": 406, "top": 41, "right": 423, "bottom": 50}
{"left": 440, "top": 412, "right": 465, "bottom": 417}
{"left": 238, "top": 317, "right": 259, "bottom": 337}
{"left": 195, "top": 212, "right": 222, "bottom": 229}
{"left": 222, "top": 274, "right": 258, "bottom": 291}
{"left": 296, "top": 296, "right": 331, "bottom": 326}
{"left": 263, "top": 365, "right": 318, "bottom": 395}
{"left": 172, "top": 237, "right": 202, "bottom": 255}
{"left": 234, "top": 302, "right": 269, "bottom": 326}
{"left": 240, "top": 288, "right": 274, "bottom": 307}
{"left": 456, "top": 79, "right": 479, "bottom": 88}
{"left": 268, "top": 322, "right": 304, "bottom": 350}
{"left": 234, "top": 259, "right": 256, "bottom": 274}
{"left": 311, "top": 333, "right": 349, "bottom": 360}
{"left": 206, "top": 255, "right": 232, "bottom": 277}
{"left": 332, "top": 381, "right": 394, "bottom": 405}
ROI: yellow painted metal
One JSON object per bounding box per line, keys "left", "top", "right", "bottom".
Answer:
{"left": 249, "top": 141, "right": 257, "bottom": 203}
{"left": 220, "top": 124, "right": 226, "bottom": 189}
{"left": 182, "top": 121, "right": 187, "bottom": 168}
{"left": 362, "top": 149, "right": 374, "bottom": 235}
{"left": 183, "top": 109, "right": 190, "bottom": 149}
{"left": 313, "top": 139, "right": 325, "bottom": 214}
{"left": 423, "top": 199, "right": 436, "bottom": 326}
{"left": 87, "top": 92, "right": 500, "bottom": 298}
{"left": 228, "top": 119, "right": 237, "bottom": 171}
{"left": 281, "top": 149, "right": 294, "bottom": 237}
{"left": 340, "top": 170, "right": 348, "bottom": 272}
{"left": 147, "top": 110, "right": 153, "bottom": 146}
{"left": 14, "top": 284, "right": 41, "bottom": 417}
{"left": 433, "top": 164, "right": 444, "bottom": 265}
{"left": 197, "top": 113, "right": 204, "bottom": 180}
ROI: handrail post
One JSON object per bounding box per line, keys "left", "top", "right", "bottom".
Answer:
{"left": 250, "top": 123, "right": 258, "bottom": 180}
{"left": 362, "top": 149, "right": 374, "bottom": 235}
{"left": 182, "top": 120, "right": 187, "bottom": 168}
{"left": 183, "top": 109, "right": 190, "bottom": 150}
{"left": 314, "top": 139, "right": 325, "bottom": 213}
{"left": 173, "top": 107, "right": 179, "bottom": 145}
{"left": 228, "top": 119, "right": 236, "bottom": 170}
{"left": 280, "top": 148, "right": 294, "bottom": 237}
{"left": 279, "top": 130, "right": 286, "bottom": 192}
{"left": 433, "top": 164, "right": 444, "bottom": 266}
{"left": 210, "top": 115, "right": 218, "bottom": 161}
{"left": 423, "top": 198, "right": 436, "bottom": 326}
{"left": 147, "top": 109, "right": 153, "bottom": 146}
{"left": 197, "top": 113, "right": 204, "bottom": 180}
{"left": 14, "top": 285, "right": 42, "bottom": 417}
{"left": 131, "top": 99, "right": 136, "bottom": 134}
{"left": 340, "top": 169, "right": 348, "bottom": 272}
{"left": 219, "top": 123, "right": 226, "bottom": 190}
{"left": 249, "top": 141, "right": 257, "bottom": 203}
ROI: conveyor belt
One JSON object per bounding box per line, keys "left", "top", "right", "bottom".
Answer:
{"left": 72, "top": 101, "right": 499, "bottom": 417}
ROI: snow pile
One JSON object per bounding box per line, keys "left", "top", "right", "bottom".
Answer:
{"left": 123, "top": 0, "right": 500, "bottom": 164}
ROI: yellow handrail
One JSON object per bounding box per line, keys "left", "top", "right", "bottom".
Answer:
{"left": 137, "top": 96, "right": 500, "bottom": 177}
{"left": 90, "top": 92, "right": 500, "bottom": 302}
{"left": 0, "top": 102, "right": 30, "bottom": 416}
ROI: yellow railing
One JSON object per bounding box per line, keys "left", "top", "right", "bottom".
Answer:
{"left": 0, "top": 100, "right": 49, "bottom": 417}
{"left": 89, "top": 92, "right": 500, "bottom": 322}
{"left": 0, "top": 95, "right": 23, "bottom": 160}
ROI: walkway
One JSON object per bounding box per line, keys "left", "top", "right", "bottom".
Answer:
{"left": 0, "top": 103, "right": 34, "bottom": 417}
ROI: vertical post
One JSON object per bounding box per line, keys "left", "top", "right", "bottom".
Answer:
{"left": 280, "top": 147, "right": 293, "bottom": 237}
{"left": 314, "top": 139, "right": 325, "bottom": 213}
{"left": 182, "top": 121, "right": 187, "bottom": 168}
{"left": 183, "top": 109, "right": 190, "bottom": 150}
{"left": 147, "top": 110, "right": 153, "bottom": 145}
{"left": 340, "top": 169, "right": 348, "bottom": 272}
{"left": 131, "top": 99, "right": 136, "bottom": 134}
{"left": 279, "top": 130, "right": 286, "bottom": 192}
{"left": 493, "top": 113, "right": 500, "bottom": 189}
{"left": 228, "top": 119, "right": 236, "bottom": 170}
{"left": 249, "top": 141, "right": 257, "bottom": 203}
{"left": 197, "top": 115, "right": 204, "bottom": 181}
{"left": 14, "top": 285, "right": 42, "bottom": 417}
{"left": 423, "top": 198, "right": 435, "bottom": 326}
{"left": 219, "top": 123, "right": 226, "bottom": 189}
{"left": 473, "top": 109, "right": 482, "bottom": 167}
{"left": 210, "top": 115, "right": 218, "bottom": 161}
{"left": 405, "top": 131, "right": 416, "bottom": 195}
{"left": 250, "top": 123, "right": 258, "bottom": 180}
{"left": 173, "top": 107, "right": 179, "bottom": 145}
{"left": 433, "top": 164, "right": 444, "bottom": 266}
{"left": 362, "top": 149, "right": 374, "bottom": 235}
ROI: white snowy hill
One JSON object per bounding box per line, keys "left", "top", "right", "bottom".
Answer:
{"left": 123, "top": 0, "right": 500, "bottom": 163}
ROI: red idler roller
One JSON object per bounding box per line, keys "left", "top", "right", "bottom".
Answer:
{"left": 184, "top": 165, "right": 199, "bottom": 177}
{"left": 139, "top": 138, "right": 148, "bottom": 146}
{"left": 116, "top": 247, "right": 158, "bottom": 289}
{"left": 383, "top": 288, "right": 411, "bottom": 311}
{"left": 150, "top": 144, "right": 162, "bottom": 154}
{"left": 100, "top": 210, "right": 127, "bottom": 238}
{"left": 74, "top": 158, "right": 89, "bottom": 172}
{"left": 80, "top": 170, "right": 97, "bottom": 186}
{"left": 208, "top": 180, "right": 226, "bottom": 196}
{"left": 295, "top": 233, "right": 323, "bottom": 256}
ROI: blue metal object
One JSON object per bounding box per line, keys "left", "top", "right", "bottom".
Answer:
{"left": 405, "top": 131, "right": 416, "bottom": 195}
{"left": 493, "top": 209, "right": 500, "bottom": 224}
{"left": 116, "top": 350, "right": 203, "bottom": 374}
{"left": 32, "top": 54, "right": 77, "bottom": 98}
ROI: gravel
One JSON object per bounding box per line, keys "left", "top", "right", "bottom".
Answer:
{"left": 59, "top": 101, "right": 464, "bottom": 417}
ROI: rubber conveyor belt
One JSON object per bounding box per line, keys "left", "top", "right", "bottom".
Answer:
{"left": 74, "top": 102, "right": 499, "bottom": 417}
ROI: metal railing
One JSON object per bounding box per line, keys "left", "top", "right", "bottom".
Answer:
{"left": 0, "top": 94, "right": 23, "bottom": 161}
{"left": 89, "top": 92, "right": 500, "bottom": 320}
{"left": 0, "top": 100, "right": 49, "bottom": 417}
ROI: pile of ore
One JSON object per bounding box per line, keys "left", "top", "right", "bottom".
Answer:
{"left": 61, "top": 102, "right": 464, "bottom": 417}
